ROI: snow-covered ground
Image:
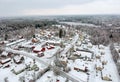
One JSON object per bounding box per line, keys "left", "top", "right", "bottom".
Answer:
{"left": 0, "top": 31, "right": 120, "bottom": 82}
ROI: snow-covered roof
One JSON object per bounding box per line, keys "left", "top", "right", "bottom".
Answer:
{"left": 99, "top": 45, "right": 105, "bottom": 49}
{"left": 46, "top": 40, "right": 61, "bottom": 44}
{"left": 73, "top": 59, "right": 88, "bottom": 70}
{"left": 14, "top": 55, "right": 23, "bottom": 62}
{"left": 1, "top": 58, "right": 11, "bottom": 63}
{"left": 73, "top": 51, "right": 81, "bottom": 55}
{"left": 1, "top": 51, "right": 8, "bottom": 56}
{"left": 33, "top": 45, "right": 42, "bottom": 51}
{"left": 80, "top": 51, "right": 92, "bottom": 58}
{"left": 74, "top": 64, "right": 86, "bottom": 70}
{"left": 33, "top": 42, "right": 47, "bottom": 51}
{"left": 13, "top": 64, "right": 26, "bottom": 72}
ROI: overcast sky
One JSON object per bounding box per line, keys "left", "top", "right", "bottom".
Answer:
{"left": 0, "top": 0, "right": 120, "bottom": 17}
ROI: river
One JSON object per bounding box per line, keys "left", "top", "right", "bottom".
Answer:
{"left": 60, "top": 22, "right": 101, "bottom": 27}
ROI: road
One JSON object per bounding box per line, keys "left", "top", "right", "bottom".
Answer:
{"left": 60, "top": 33, "right": 79, "bottom": 56}
{"left": 6, "top": 39, "right": 25, "bottom": 47}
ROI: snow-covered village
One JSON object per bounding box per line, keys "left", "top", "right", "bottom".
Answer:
{"left": 0, "top": 0, "right": 120, "bottom": 81}
{"left": 0, "top": 15, "right": 120, "bottom": 82}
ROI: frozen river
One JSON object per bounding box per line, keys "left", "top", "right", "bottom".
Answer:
{"left": 60, "top": 22, "right": 101, "bottom": 27}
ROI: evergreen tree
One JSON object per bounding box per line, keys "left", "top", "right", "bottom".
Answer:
{"left": 5, "top": 34, "right": 8, "bottom": 40}
{"left": 59, "top": 29, "right": 63, "bottom": 38}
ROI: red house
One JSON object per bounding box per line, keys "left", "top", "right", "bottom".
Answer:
{"left": 33, "top": 47, "right": 46, "bottom": 53}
